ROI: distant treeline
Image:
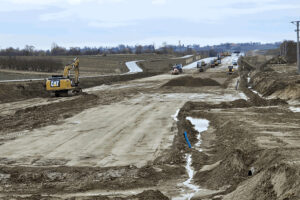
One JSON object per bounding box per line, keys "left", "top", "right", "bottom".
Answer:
{"left": 0, "top": 43, "right": 207, "bottom": 56}
{"left": 0, "top": 42, "right": 282, "bottom": 57}
{"left": 0, "top": 57, "right": 62, "bottom": 72}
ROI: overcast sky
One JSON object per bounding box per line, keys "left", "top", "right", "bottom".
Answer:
{"left": 0, "top": 0, "right": 299, "bottom": 49}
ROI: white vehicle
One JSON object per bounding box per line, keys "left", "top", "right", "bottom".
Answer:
{"left": 197, "top": 61, "right": 206, "bottom": 68}
{"left": 232, "top": 60, "right": 238, "bottom": 66}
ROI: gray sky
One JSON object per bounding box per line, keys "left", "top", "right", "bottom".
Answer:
{"left": 0, "top": 0, "right": 299, "bottom": 49}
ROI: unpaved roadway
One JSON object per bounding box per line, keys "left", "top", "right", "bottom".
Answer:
{"left": 0, "top": 60, "right": 245, "bottom": 168}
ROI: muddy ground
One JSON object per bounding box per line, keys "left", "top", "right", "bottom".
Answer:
{"left": 0, "top": 53, "right": 195, "bottom": 103}
{"left": 0, "top": 55, "right": 299, "bottom": 199}
{"left": 0, "top": 72, "right": 159, "bottom": 103}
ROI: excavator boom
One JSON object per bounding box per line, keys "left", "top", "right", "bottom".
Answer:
{"left": 63, "top": 57, "right": 80, "bottom": 85}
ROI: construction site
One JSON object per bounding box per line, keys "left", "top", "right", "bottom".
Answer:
{"left": 1, "top": 0, "right": 300, "bottom": 199}
{"left": 0, "top": 50, "right": 299, "bottom": 200}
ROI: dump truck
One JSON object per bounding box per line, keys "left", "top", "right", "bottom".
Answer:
{"left": 46, "top": 57, "right": 82, "bottom": 97}
{"left": 171, "top": 64, "right": 183, "bottom": 75}
{"left": 210, "top": 60, "right": 216, "bottom": 68}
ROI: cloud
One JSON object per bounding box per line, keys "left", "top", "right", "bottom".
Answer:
{"left": 88, "top": 21, "right": 135, "bottom": 28}
{"left": 0, "top": 0, "right": 299, "bottom": 49}
{"left": 152, "top": 0, "right": 167, "bottom": 5}
{"left": 40, "top": 10, "right": 73, "bottom": 21}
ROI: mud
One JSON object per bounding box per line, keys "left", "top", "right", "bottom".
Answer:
{"left": 0, "top": 190, "right": 169, "bottom": 200}
{"left": 0, "top": 164, "right": 183, "bottom": 195}
{"left": 168, "top": 57, "right": 300, "bottom": 200}
{"left": 132, "top": 190, "right": 169, "bottom": 200}
{"left": 0, "top": 81, "right": 48, "bottom": 103}
{"left": 163, "top": 76, "right": 221, "bottom": 87}
{"left": 0, "top": 86, "right": 145, "bottom": 135}
{"left": 178, "top": 98, "right": 300, "bottom": 199}
{"left": 0, "top": 72, "right": 159, "bottom": 103}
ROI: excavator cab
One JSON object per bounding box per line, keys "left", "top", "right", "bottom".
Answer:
{"left": 46, "top": 57, "right": 82, "bottom": 97}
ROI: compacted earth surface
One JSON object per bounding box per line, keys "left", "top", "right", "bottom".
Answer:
{"left": 0, "top": 54, "right": 299, "bottom": 200}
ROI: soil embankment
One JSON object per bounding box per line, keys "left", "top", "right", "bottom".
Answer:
{"left": 163, "top": 76, "right": 221, "bottom": 87}
{"left": 172, "top": 56, "right": 300, "bottom": 200}
{"left": 0, "top": 54, "right": 201, "bottom": 103}
{"left": 241, "top": 55, "right": 300, "bottom": 101}
{"left": 0, "top": 72, "right": 158, "bottom": 103}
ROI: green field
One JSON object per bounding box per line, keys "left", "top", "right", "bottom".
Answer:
{"left": 1, "top": 54, "right": 173, "bottom": 74}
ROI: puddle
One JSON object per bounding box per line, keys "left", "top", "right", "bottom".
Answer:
{"left": 247, "top": 72, "right": 251, "bottom": 84}
{"left": 125, "top": 60, "right": 143, "bottom": 73}
{"left": 186, "top": 117, "right": 209, "bottom": 152}
{"left": 70, "top": 121, "right": 81, "bottom": 124}
{"left": 247, "top": 73, "right": 264, "bottom": 97}
{"left": 173, "top": 154, "right": 200, "bottom": 200}
{"left": 251, "top": 89, "right": 263, "bottom": 97}
{"left": 289, "top": 107, "right": 300, "bottom": 113}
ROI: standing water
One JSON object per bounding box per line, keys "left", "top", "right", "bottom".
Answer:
{"left": 173, "top": 116, "right": 210, "bottom": 200}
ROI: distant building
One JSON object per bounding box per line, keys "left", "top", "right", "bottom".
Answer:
{"left": 280, "top": 41, "right": 297, "bottom": 63}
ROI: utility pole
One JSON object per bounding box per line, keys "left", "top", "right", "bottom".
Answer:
{"left": 291, "top": 21, "right": 300, "bottom": 74}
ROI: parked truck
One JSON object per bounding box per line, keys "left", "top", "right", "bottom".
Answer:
{"left": 171, "top": 64, "right": 183, "bottom": 75}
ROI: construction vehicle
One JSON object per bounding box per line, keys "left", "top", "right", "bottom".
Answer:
{"left": 228, "top": 66, "right": 234, "bottom": 75}
{"left": 46, "top": 57, "right": 82, "bottom": 97}
{"left": 223, "top": 52, "right": 231, "bottom": 57}
{"left": 210, "top": 60, "right": 215, "bottom": 68}
{"left": 232, "top": 59, "right": 238, "bottom": 66}
{"left": 197, "top": 61, "right": 206, "bottom": 68}
{"left": 214, "top": 59, "right": 219, "bottom": 66}
{"left": 171, "top": 64, "right": 183, "bottom": 75}
{"left": 198, "top": 65, "right": 204, "bottom": 72}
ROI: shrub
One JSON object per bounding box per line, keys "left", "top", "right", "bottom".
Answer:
{"left": 0, "top": 57, "right": 62, "bottom": 72}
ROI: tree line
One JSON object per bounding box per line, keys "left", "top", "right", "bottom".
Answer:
{"left": 0, "top": 42, "right": 282, "bottom": 57}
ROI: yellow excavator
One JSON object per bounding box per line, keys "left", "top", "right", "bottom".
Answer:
{"left": 46, "top": 57, "right": 82, "bottom": 97}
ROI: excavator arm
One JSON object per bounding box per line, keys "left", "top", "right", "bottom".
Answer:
{"left": 63, "top": 57, "right": 80, "bottom": 85}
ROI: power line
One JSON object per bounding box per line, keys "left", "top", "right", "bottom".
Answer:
{"left": 291, "top": 21, "right": 300, "bottom": 74}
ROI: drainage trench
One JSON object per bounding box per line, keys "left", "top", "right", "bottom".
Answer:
{"left": 247, "top": 73, "right": 263, "bottom": 97}
{"left": 173, "top": 110, "right": 210, "bottom": 200}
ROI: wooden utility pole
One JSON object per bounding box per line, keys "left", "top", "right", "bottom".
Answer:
{"left": 291, "top": 21, "right": 300, "bottom": 74}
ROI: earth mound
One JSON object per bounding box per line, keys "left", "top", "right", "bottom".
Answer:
{"left": 132, "top": 190, "right": 169, "bottom": 200}
{"left": 163, "top": 76, "right": 220, "bottom": 87}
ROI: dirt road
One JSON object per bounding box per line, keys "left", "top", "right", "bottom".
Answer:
{"left": 0, "top": 68, "right": 244, "bottom": 168}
